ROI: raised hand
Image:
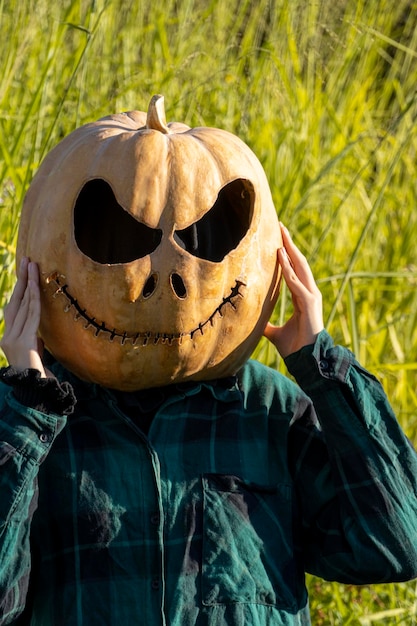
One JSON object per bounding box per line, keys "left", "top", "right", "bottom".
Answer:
{"left": 264, "top": 224, "right": 324, "bottom": 359}
{"left": 0, "top": 257, "right": 48, "bottom": 377}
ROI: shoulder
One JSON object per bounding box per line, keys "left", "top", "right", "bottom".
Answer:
{"left": 236, "top": 359, "right": 311, "bottom": 416}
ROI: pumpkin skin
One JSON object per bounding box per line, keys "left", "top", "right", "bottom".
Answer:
{"left": 16, "top": 95, "right": 282, "bottom": 391}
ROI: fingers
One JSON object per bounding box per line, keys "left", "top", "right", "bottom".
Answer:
{"left": 278, "top": 224, "right": 321, "bottom": 299}
{"left": 4, "top": 260, "right": 40, "bottom": 336}
{"left": 1, "top": 259, "right": 43, "bottom": 366}
{"left": 2, "top": 261, "right": 51, "bottom": 377}
{"left": 23, "top": 275, "right": 42, "bottom": 339}
{"left": 8, "top": 280, "right": 31, "bottom": 339}
{"left": 267, "top": 224, "right": 324, "bottom": 357}
{"left": 3, "top": 257, "right": 29, "bottom": 328}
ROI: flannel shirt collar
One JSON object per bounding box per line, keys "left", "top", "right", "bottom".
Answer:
{"left": 51, "top": 355, "right": 241, "bottom": 412}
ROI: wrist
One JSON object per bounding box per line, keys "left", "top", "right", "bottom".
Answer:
{"left": 6, "top": 349, "right": 48, "bottom": 379}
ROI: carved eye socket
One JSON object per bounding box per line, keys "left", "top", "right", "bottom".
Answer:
{"left": 173, "top": 178, "right": 254, "bottom": 262}
{"left": 74, "top": 179, "right": 162, "bottom": 264}
{"left": 74, "top": 178, "right": 254, "bottom": 265}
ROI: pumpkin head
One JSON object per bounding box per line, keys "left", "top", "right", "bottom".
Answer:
{"left": 17, "top": 95, "right": 281, "bottom": 390}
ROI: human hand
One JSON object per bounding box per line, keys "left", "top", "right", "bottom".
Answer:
{"left": 264, "top": 224, "right": 324, "bottom": 359}
{"left": 0, "top": 257, "right": 49, "bottom": 377}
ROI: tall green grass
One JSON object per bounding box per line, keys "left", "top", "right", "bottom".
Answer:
{"left": 1, "top": 0, "right": 417, "bottom": 622}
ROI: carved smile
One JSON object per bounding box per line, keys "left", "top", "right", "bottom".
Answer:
{"left": 45, "top": 272, "right": 246, "bottom": 346}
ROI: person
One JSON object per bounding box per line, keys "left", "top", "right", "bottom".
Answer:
{"left": 0, "top": 224, "right": 416, "bottom": 625}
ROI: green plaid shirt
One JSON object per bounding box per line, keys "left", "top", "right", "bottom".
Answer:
{"left": 1, "top": 330, "right": 417, "bottom": 625}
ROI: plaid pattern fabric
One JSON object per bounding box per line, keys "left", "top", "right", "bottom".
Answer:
{"left": 0, "top": 330, "right": 417, "bottom": 625}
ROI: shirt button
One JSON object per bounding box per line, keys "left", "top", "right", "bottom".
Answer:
{"left": 319, "top": 359, "right": 330, "bottom": 372}
{"left": 39, "top": 433, "right": 51, "bottom": 444}
{"left": 151, "top": 579, "right": 160, "bottom": 590}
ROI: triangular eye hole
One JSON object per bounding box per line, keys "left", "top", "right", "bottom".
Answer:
{"left": 173, "top": 178, "right": 254, "bottom": 262}
{"left": 74, "top": 179, "right": 162, "bottom": 264}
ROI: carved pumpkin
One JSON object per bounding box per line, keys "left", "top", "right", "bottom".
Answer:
{"left": 16, "top": 95, "right": 281, "bottom": 390}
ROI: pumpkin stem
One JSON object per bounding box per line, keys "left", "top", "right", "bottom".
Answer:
{"left": 146, "top": 94, "right": 170, "bottom": 134}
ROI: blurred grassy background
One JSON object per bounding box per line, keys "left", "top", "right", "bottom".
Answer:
{"left": 1, "top": 0, "right": 417, "bottom": 622}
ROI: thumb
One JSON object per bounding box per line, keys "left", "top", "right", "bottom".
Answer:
{"left": 263, "top": 321, "right": 282, "bottom": 343}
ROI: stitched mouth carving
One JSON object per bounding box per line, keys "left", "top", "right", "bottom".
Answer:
{"left": 45, "top": 272, "right": 246, "bottom": 346}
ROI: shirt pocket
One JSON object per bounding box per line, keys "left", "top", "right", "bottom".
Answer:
{"left": 201, "top": 474, "right": 297, "bottom": 611}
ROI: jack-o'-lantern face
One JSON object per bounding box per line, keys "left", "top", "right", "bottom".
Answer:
{"left": 16, "top": 96, "right": 281, "bottom": 390}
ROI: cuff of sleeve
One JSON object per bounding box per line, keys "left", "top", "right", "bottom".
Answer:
{"left": 0, "top": 367, "right": 76, "bottom": 416}
{"left": 284, "top": 329, "right": 353, "bottom": 391}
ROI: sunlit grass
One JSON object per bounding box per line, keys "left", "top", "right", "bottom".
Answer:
{"left": 1, "top": 0, "right": 417, "bottom": 622}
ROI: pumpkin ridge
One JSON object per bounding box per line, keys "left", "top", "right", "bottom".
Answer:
{"left": 45, "top": 271, "right": 246, "bottom": 345}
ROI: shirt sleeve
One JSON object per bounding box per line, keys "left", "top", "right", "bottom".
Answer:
{"left": 0, "top": 367, "right": 76, "bottom": 416}
{"left": 0, "top": 383, "right": 68, "bottom": 624}
{"left": 285, "top": 329, "right": 417, "bottom": 584}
